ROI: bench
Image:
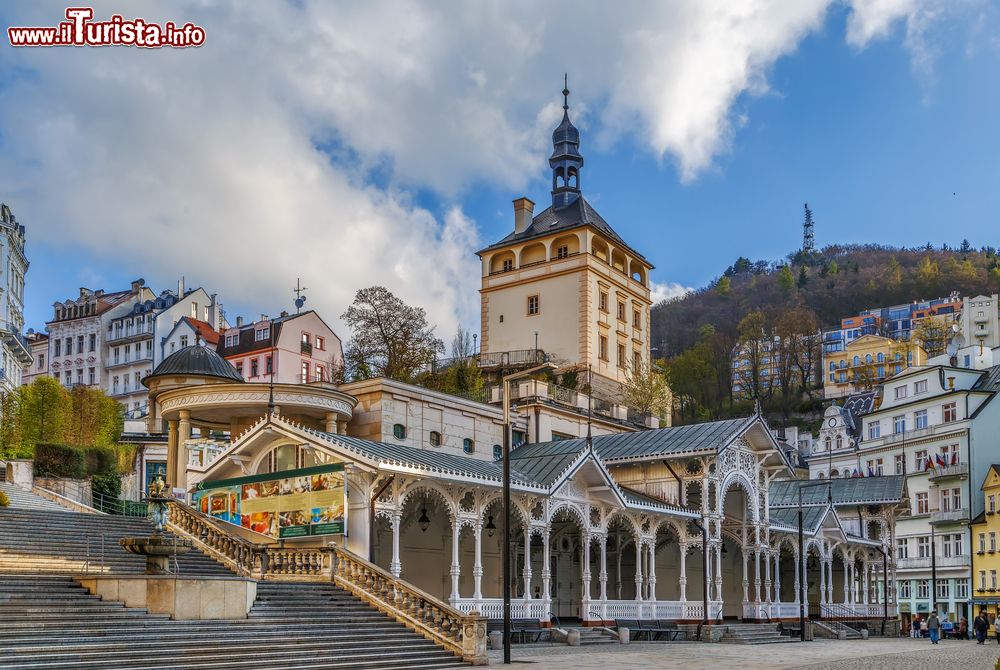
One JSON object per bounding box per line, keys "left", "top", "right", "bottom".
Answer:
{"left": 487, "top": 618, "right": 548, "bottom": 643}
{"left": 614, "top": 619, "right": 688, "bottom": 641}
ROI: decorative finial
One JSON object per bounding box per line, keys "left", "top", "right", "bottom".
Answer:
{"left": 562, "top": 73, "right": 569, "bottom": 111}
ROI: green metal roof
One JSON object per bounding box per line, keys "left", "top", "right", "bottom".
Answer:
{"left": 768, "top": 506, "right": 829, "bottom": 533}
{"left": 509, "top": 416, "right": 756, "bottom": 472}
{"left": 769, "top": 476, "right": 905, "bottom": 508}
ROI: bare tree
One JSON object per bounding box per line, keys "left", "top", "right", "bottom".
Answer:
{"left": 342, "top": 286, "right": 445, "bottom": 382}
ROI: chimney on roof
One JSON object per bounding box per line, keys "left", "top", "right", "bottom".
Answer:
{"left": 236, "top": 316, "right": 244, "bottom": 327}
{"left": 260, "top": 314, "right": 268, "bottom": 322}
{"left": 280, "top": 310, "right": 288, "bottom": 318}
{"left": 177, "top": 276, "right": 185, "bottom": 297}
{"left": 130, "top": 278, "right": 144, "bottom": 293}
{"left": 513, "top": 197, "right": 534, "bottom": 234}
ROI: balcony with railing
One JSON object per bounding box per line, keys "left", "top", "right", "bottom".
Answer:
{"left": 105, "top": 354, "right": 153, "bottom": 370}
{"left": 0, "top": 322, "right": 33, "bottom": 364}
{"left": 896, "top": 555, "right": 971, "bottom": 570}
{"left": 881, "top": 422, "right": 967, "bottom": 446}
{"left": 928, "top": 462, "right": 969, "bottom": 482}
{"left": 108, "top": 324, "right": 153, "bottom": 343}
{"left": 431, "top": 348, "right": 546, "bottom": 373}
{"left": 930, "top": 508, "right": 970, "bottom": 525}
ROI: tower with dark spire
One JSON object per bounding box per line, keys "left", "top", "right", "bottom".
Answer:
{"left": 549, "top": 75, "right": 584, "bottom": 210}
{"left": 803, "top": 203, "right": 815, "bottom": 253}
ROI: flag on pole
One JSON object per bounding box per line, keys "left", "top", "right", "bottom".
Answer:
{"left": 868, "top": 467, "right": 875, "bottom": 477}
{"left": 924, "top": 457, "right": 933, "bottom": 472}
{"left": 936, "top": 454, "right": 947, "bottom": 468}
{"left": 951, "top": 452, "right": 958, "bottom": 466}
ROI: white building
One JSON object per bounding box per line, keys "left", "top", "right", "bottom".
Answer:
{"left": 809, "top": 365, "right": 1000, "bottom": 624}
{"left": 46, "top": 281, "right": 146, "bottom": 390}
{"left": 106, "top": 280, "right": 225, "bottom": 418}
{"left": 0, "top": 203, "right": 31, "bottom": 393}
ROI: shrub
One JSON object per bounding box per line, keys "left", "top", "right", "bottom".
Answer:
{"left": 34, "top": 443, "right": 86, "bottom": 478}
{"left": 0, "top": 490, "right": 9, "bottom": 507}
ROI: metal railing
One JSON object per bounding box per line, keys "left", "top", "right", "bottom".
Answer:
{"left": 93, "top": 491, "right": 147, "bottom": 517}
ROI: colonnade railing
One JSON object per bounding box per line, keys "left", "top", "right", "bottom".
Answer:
{"left": 165, "top": 500, "right": 487, "bottom": 665}
{"left": 451, "top": 598, "right": 725, "bottom": 622}
{"left": 166, "top": 501, "right": 332, "bottom": 579}
{"left": 332, "top": 546, "right": 487, "bottom": 664}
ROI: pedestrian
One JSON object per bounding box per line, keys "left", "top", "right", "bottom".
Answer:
{"left": 959, "top": 617, "right": 968, "bottom": 641}
{"left": 928, "top": 611, "right": 940, "bottom": 644}
{"left": 912, "top": 615, "right": 921, "bottom": 639}
{"left": 994, "top": 615, "right": 1000, "bottom": 645}
{"left": 975, "top": 612, "right": 989, "bottom": 644}
{"left": 921, "top": 617, "right": 929, "bottom": 638}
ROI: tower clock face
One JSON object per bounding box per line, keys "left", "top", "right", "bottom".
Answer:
{"left": 828, "top": 418, "right": 837, "bottom": 427}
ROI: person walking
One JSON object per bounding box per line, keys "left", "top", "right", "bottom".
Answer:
{"left": 994, "top": 615, "right": 1000, "bottom": 644}
{"left": 959, "top": 616, "right": 968, "bottom": 641}
{"left": 928, "top": 611, "right": 941, "bottom": 644}
{"left": 974, "top": 612, "right": 989, "bottom": 644}
{"left": 912, "top": 616, "right": 921, "bottom": 638}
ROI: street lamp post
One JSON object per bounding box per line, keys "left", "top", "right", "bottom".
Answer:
{"left": 798, "top": 480, "right": 833, "bottom": 642}
{"left": 501, "top": 361, "right": 557, "bottom": 665}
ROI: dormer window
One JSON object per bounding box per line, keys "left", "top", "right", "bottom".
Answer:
{"left": 255, "top": 327, "right": 270, "bottom": 341}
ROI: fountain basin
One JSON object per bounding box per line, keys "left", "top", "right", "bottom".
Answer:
{"left": 120, "top": 536, "right": 193, "bottom": 574}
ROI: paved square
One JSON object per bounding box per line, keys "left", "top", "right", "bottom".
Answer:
{"left": 488, "top": 639, "right": 1000, "bottom": 669}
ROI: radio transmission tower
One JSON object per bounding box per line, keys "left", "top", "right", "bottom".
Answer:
{"left": 802, "top": 203, "right": 815, "bottom": 253}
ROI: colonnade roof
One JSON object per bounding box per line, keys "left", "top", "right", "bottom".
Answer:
{"left": 769, "top": 506, "right": 832, "bottom": 534}
{"left": 510, "top": 416, "right": 758, "bottom": 468}
{"left": 769, "top": 476, "right": 906, "bottom": 508}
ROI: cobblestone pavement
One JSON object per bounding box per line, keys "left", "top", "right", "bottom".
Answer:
{"left": 487, "top": 638, "right": 1000, "bottom": 669}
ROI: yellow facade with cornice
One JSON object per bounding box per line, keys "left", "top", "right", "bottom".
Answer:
{"left": 971, "top": 465, "right": 1000, "bottom": 629}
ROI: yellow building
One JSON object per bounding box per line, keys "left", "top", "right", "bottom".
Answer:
{"left": 823, "top": 334, "right": 928, "bottom": 399}
{"left": 971, "top": 465, "right": 1000, "bottom": 631}
{"left": 476, "top": 83, "right": 653, "bottom": 396}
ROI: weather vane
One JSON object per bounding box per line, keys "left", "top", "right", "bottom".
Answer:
{"left": 293, "top": 278, "right": 308, "bottom": 313}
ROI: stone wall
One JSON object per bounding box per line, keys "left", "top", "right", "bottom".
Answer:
{"left": 76, "top": 575, "right": 257, "bottom": 620}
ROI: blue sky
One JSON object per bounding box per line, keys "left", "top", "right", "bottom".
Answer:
{"left": 2, "top": 1, "right": 998, "bottom": 338}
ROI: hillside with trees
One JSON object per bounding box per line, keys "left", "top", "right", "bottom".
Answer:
{"left": 653, "top": 241, "right": 1000, "bottom": 427}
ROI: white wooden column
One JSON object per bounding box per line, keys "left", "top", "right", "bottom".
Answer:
{"left": 541, "top": 529, "right": 551, "bottom": 612}
{"left": 449, "top": 518, "right": 461, "bottom": 601}
{"left": 763, "top": 549, "right": 772, "bottom": 605}
{"left": 794, "top": 551, "right": 801, "bottom": 604}
{"left": 753, "top": 548, "right": 762, "bottom": 605}
{"left": 818, "top": 557, "right": 827, "bottom": 606}
{"left": 390, "top": 512, "right": 402, "bottom": 578}
{"left": 473, "top": 524, "right": 483, "bottom": 600}
{"left": 741, "top": 549, "right": 749, "bottom": 604}
{"left": 634, "top": 537, "right": 644, "bottom": 601}
{"left": 647, "top": 542, "right": 657, "bottom": 601}
{"left": 599, "top": 536, "right": 608, "bottom": 601}
{"left": 678, "top": 545, "right": 688, "bottom": 602}
{"left": 581, "top": 533, "right": 592, "bottom": 603}
{"left": 843, "top": 560, "right": 851, "bottom": 605}
{"left": 714, "top": 544, "right": 723, "bottom": 603}
{"left": 826, "top": 560, "right": 834, "bottom": 606}
{"left": 522, "top": 528, "right": 533, "bottom": 600}
{"left": 773, "top": 551, "right": 781, "bottom": 604}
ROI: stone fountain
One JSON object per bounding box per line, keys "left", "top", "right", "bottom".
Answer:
{"left": 120, "top": 476, "right": 192, "bottom": 574}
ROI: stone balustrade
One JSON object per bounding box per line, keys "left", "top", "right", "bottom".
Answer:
{"left": 331, "top": 545, "right": 487, "bottom": 665}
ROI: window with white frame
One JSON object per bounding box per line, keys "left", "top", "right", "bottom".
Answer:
{"left": 914, "top": 450, "right": 928, "bottom": 471}
{"left": 943, "top": 402, "right": 958, "bottom": 422}
{"left": 916, "top": 580, "right": 929, "bottom": 599}
{"left": 867, "top": 458, "right": 884, "bottom": 476}
{"left": 937, "top": 580, "right": 950, "bottom": 599}
{"left": 917, "top": 536, "right": 930, "bottom": 558}
{"left": 894, "top": 385, "right": 908, "bottom": 400}
{"left": 869, "top": 422, "right": 881, "bottom": 439}
{"left": 895, "top": 454, "right": 905, "bottom": 475}
{"left": 991, "top": 532, "right": 997, "bottom": 553}
{"left": 225, "top": 334, "right": 238, "bottom": 347}
{"left": 990, "top": 496, "right": 996, "bottom": 514}
{"left": 255, "top": 327, "right": 270, "bottom": 341}
{"left": 894, "top": 415, "right": 906, "bottom": 434}
{"left": 915, "top": 492, "right": 928, "bottom": 514}
{"left": 896, "top": 538, "right": 909, "bottom": 559}
{"left": 992, "top": 571, "right": 998, "bottom": 590}
{"left": 957, "top": 579, "right": 969, "bottom": 599}
{"left": 898, "top": 580, "right": 911, "bottom": 599}
{"left": 914, "top": 409, "right": 928, "bottom": 429}
{"left": 941, "top": 487, "right": 962, "bottom": 512}
{"left": 914, "top": 379, "right": 928, "bottom": 394}
{"left": 979, "top": 533, "right": 987, "bottom": 553}
{"left": 941, "top": 443, "right": 959, "bottom": 465}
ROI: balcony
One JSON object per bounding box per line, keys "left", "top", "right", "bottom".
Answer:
{"left": 301, "top": 340, "right": 313, "bottom": 355}
{"left": 0, "top": 322, "right": 33, "bottom": 365}
{"left": 108, "top": 327, "right": 153, "bottom": 344}
{"left": 974, "top": 313, "right": 990, "bottom": 324}
{"left": 881, "top": 422, "right": 967, "bottom": 446}
{"left": 928, "top": 462, "right": 969, "bottom": 482}
{"left": 930, "top": 508, "right": 970, "bottom": 525}
{"left": 896, "top": 555, "right": 971, "bottom": 570}
{"left": 105, "top": 355, "right": 152, "bottom": 370}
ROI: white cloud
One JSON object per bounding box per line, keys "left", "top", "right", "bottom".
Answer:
{"left": 0, "top": 1, "right": 971, "bottom": 336}
{"left": 649, "top": 281, "right": 693, "bottom": 305}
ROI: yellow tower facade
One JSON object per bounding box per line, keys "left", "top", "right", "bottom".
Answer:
{"left": 476, "top": 83, "right": 653, "bottom": 392}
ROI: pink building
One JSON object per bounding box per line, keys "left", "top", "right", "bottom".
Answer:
{"left": 217, "top": 310, "right": 343, "bottom": 384}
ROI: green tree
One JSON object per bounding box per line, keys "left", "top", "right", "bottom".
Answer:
{"left": 828, "top": 260, "right": 839, "bottom": 275}
{"left": 797, "top": 266, "right": 808, "bottom": 288}
{"left": 342, "top": 286, "right": 445, "bottom": 382}
{"left": 619, "top": 362, "right": 672, "bottom": 419}
{"left": 715, "top": 276, "right": 731, "bottom": 296}
{"left": 777, "top": 265, "right": 795, "bottom": 292}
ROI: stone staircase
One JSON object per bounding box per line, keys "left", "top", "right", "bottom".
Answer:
{"left": 570, "top": 626, "right": 618, "bottom": 646}
{"left": 814, "top": 619, "right": 864, "bottom": 639}
{"left": 719, "top": 623, "right": 799, "bottom": 644}
{"left": 0, "top": 576, "right": 468, "bottom": 669}
{"left": 0, "top": 503, "right": 234, "bottom": 575}
{"left": 0, "top": 482, "right": 71, "bottom": 512}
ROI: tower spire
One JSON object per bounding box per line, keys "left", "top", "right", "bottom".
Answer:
{"left": 549, "top": 75, "right": 584, "bottom": 209}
